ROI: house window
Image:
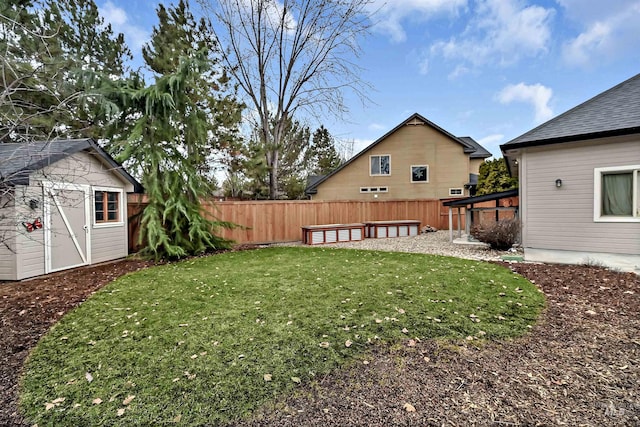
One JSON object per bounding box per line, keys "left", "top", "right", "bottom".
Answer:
{"left": 94, "top": 188, "right": 123, "bottom": 225}
{"left": 594, "top": 166, "right": 639, "bottom": 222}
{"left": 449, "top": 188, "right": 463, "bottom": 196}
{"left": 370, "top": 155, "right": 390, "bottom": 175}
{"left": 360, "top": 187, "right": 389, "bottom": 193}
{"left": 411, "top": 165, "right": 428, "bottom": 183}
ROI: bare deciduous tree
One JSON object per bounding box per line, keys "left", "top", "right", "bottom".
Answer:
{"left": 198, "top": 0, "right": 373, "bottom": 199}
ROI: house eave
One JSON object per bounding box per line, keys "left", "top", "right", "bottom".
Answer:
{"left": 500, "top": 127, "right": 640, "bottom": 152}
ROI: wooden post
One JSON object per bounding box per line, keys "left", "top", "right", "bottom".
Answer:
{"left": 448, "top": 207, "right": 453, "bottom": 242}
{"left": 457, "top": 207, "right": 462, "bottom": 238}
{"left": 466, "top": 207, "right": 471, "bottom": 238}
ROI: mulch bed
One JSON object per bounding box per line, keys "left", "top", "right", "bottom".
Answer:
{"left": 1, "top": 259, "right": 639, "bottom": 426}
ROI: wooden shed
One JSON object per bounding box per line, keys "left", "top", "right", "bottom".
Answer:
{"left": 0, "top": 139, "right": 142, "bottom": 281}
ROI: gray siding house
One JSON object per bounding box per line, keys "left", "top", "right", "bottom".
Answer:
{"left": 0, "top": 139, "right": 142, "bottom": 280}
{"left": 501, "top": 73, "right": 640, "bottom": 273}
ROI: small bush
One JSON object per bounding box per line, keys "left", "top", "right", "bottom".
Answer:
{"left": 472, "top": 218, "right": 521, "bottom": 250}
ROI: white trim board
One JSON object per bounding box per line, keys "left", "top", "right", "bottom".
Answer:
{"left": 524, "top": 247, "right": 640, "bottom": 274}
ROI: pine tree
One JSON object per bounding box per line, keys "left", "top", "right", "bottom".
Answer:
{"left": 141, "top": 0, "right": 242, "bottom": 183}
{"left": 237, "top": 118, "right": 312, "bottom": 199}
{"left": 308, "top": 126, "right": 342, "bottom": 175}
{"left": 115, "top": 2, "right": 243, "bottom": 259}
{"left": 0, "top": 0, "right": 132, "bottom": 143}
{"left": 476, "top": 158, "right": 518, "bottom": 195}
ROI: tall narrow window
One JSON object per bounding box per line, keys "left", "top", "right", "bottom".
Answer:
{"left": 370, "top": 155, "right": 390, "bottom": 175}
{"left": 602, "top": 172, "right": 633, "bottom": 215}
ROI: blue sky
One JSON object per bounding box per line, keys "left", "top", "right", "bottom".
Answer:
{"left": 99, "top": 0, "right": 640, "bottom": 159}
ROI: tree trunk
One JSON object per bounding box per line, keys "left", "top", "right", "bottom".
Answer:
{"left": 269, "top": 149, "right": 279, "bottom": 199}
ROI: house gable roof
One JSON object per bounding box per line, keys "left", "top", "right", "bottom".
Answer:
{"left": 0, "top": 138, "right": 143, "bottom": 192}
{"left": 306, "top": 113, "right": 490, "bottom": 195}
{"left": 501, "top": 72, "right": 640, "bottom": 151}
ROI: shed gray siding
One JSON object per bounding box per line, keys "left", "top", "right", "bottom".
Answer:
{"left": 36, "top": 150, "right": 132, "bottom": 190}
{"left": 0, "top": 195, "right": 17, "bottom": 281}
{"left": 520, "top": 135, "right": 640, "bottom": 256}
{"left": 35, "top": 151, "right": 131, "bottom": 265}
{"left": 14, "top": 185, "right": 46, "bottom": 280}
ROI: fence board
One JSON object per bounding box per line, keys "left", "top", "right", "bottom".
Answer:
{"left": 127, "top": 196, "right": 519, "bottom": 251}
{"left": 127, "top": 197, "right": 467, "bottom": 250}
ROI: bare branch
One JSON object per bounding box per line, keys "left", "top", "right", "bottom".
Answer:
{"left": 197, "top": 0, "right": 374, "bottom": 199}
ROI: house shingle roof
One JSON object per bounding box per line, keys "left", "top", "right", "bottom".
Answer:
{"left": 459, "top": 136, "right": 492, "bottom": 159}
{"left": 0, "top": 138, "right": 142, "bottom": 191}
{"left": 501, "top": 72, "right": 640, "bottom": 149}
{"left": 305, "top": 113, "right": 491, "bottom": 195}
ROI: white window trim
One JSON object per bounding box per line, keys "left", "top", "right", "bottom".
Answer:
{"left": 449, "top": 188, "right": 464, "bottom": 196}
{"left": 92, "top": 186, "right": 125, "bottom": 228}
{"left": 410, "top": 165, "right": 429, "bottom": 183}
{"left": 593, "top": 165, "right": 640, "bottom": 223}
{"left": 369, "top": 154, "right": 391, "bottom": 176}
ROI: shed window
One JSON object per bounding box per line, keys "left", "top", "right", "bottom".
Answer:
{"left": 411, "top": 165, "right": 428, "bottom": 183}
{"left": 94, "top": 189, "right": 122, "bottom": 224}
{"left": 370, "top": 155, "right": 390, "bottom": 175}
{"left": 594, "top": 166, "right": 639, "bottom": 222}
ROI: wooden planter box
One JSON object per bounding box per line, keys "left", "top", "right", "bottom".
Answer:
{"left": 364, "top": 220, "right": 421, "bottom": 238}
{"left": 301, "top": 223, "right": 365, "bottom": 245}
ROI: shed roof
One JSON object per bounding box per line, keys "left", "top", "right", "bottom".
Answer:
{"left": 501, "top": 72, "right": 640, "bottom": 150}
{"left": 306, "top": 113, "right": 491, "bottom": 195}
{"left": 0, "top": 138, "right": 143, "bottom": 192}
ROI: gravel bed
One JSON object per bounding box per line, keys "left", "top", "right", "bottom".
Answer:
{"left": 280, "top": 230, "right": 512, "bottom": 261}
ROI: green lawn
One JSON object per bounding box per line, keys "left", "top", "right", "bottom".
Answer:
{"left": 20, "top": 247, "right": 544, "bottom": 426}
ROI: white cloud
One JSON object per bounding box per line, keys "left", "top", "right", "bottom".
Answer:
{"left": 418, "top": 57, "right": 429, "bottom": 75}
{"left": 562, "top": 22, "right": 610, "bottom": 66}
{"left": 497, "top": 82, "right": 553, "bottom": 123}
{"left": 477, "top": 133, "right": 504, "bottom": 157}
{"left": 478, "top": 133, "right": 504, "bottom": 146}
{"left": 368, "top": 123, "right": 386, "bottom": 132}
{"left": 370, "top": 0, "right": 467, "bottom": 43}
{"left": 448, "top": 64, "right": 471, "bottom": 80}
{"left": 430, "top": 0, "right": 554, "bottom": 69}
{"left": 560, "top": 1, "right": 640, "bottom": 67}
{"left": 99, "top": 1, "right": 149, "bottom": 51}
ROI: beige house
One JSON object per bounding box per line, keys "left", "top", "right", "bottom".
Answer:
{"left": 306, "top": 113, "right": 491, "bottom": 200}
{"left": 0, "top": 139, "right": 142, "bottom": 280}
{"left": 501, "top": 73, "right": 640, "bottom": 273}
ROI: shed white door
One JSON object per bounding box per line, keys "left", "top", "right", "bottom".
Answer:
{"left": 44, "top": 184, "right": 91, "bottom": 273}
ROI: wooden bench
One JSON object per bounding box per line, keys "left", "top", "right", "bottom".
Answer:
{"left": 364, "top": 220, "right": 421, "bottom": 238}
{"left": 301, "top": 223, "right": 365, "bottom": 245}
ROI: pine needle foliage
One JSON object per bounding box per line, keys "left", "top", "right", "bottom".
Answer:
{"left": 119, "top": 52, "right": 235, "bottom": 260}
{"left": 476, "top": 158, "right": 518, "bottom": 196}
{"left": 112, "top": 0, "right": 242, "bottom": 260}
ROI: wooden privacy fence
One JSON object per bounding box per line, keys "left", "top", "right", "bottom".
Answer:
{"left": 127, "top": 197, "right": 469, "bottom": 250}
